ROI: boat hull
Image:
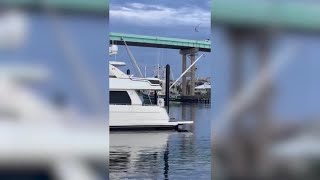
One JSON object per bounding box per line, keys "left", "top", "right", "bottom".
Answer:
{"left": 109, "top": 105, "right": 192, "bottom": 130}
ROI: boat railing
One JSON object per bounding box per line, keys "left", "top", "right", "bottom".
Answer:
{"left": 109, "top": 103, "right": 162, "bottom": 107}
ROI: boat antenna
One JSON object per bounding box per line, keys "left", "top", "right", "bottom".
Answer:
{"left": 144, "top": 64, "right": 147, "bottom": 78}
{"left": 121, "top": 37, "right": 143, "bottom": 77}
{"left": 170, "top": 68, "right": 175, "bottom": 82}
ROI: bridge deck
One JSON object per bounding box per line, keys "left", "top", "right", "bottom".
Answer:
{"left": 0, "top": 0, "right": 107, "bottom": 14}
{"left": 212, "top": 1, "right": 320, "bottom": 32}
{"left": 110, "top": 32, "right": 211, "bottom": 52}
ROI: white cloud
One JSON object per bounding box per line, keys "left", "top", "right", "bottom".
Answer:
{"left": 110, "top": 3, "right": 210, "bottom": 27}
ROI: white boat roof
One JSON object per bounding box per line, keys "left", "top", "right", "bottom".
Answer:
{"left": 109, "top": 63, "right": 162, "bottom": 90}
{"left": 109, "top": 61, "right": 126, "bottom": 67}
{"left": 195, "top": 82, "right": 211, "bottom": 90}
{"left": 110, "top": 78, "right": 162, "bottom": 90}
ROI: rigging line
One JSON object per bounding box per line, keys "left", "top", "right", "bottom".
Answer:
{"left": 121, "top": 37, "right": 143, "bottom": 77}
{"left": 212, "top": 40, "right": 301, "bottom": 137}
{"left": 42, "top": 1, "right": 104, "bottom": 112}
{"left": 170, "top": 54, "right": 205, "bottom": 89}
{"left": 157, "top": 48, "right": 161, "bottom": 67}
{"left": 161, "top": 48, "right": 164, "bottom": 67}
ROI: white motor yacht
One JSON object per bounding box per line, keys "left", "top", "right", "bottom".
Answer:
{"left": 109, "top": 61, "right": 193, "bottom": 130}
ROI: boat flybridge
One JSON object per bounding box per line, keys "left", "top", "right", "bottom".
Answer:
{"left": 109, "top": 61, "right": 193, "bottom": 130}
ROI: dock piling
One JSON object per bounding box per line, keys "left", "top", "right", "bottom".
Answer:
{"left": 165, "top": 64, "right": 170, "bottom": 113}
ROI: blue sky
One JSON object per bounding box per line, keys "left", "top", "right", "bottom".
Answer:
{"left": 110, "top": 0, "right": 210, "bottom": 30}
{"left": 109, "top": 0, "right": 212, "bottom": 78}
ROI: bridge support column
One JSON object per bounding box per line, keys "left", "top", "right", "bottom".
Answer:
{"left": 190, "top": 54, "right": 196, "bottom": 96}
{"left": 181, "top": 54, "right": 187, "bottom": 96}
{"left": 180, "top": 48, "right": 199, "bottom": 96}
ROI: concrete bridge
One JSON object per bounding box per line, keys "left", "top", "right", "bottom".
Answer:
{"left": 110, "top": 32, "right": 211, "bottom": 96}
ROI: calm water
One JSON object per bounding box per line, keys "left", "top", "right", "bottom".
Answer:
{"left": 109, "top": 104, "right": 211, "bottom": 180}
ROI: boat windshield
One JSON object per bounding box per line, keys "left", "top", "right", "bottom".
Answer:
{"left": 137, "top": 90, "right": 156, "bottom": 105}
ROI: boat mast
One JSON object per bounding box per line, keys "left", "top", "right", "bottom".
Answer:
{"left": 144, "top": 65, "right": 147, "bottom": 78}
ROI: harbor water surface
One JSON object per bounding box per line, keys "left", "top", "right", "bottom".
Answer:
{"left": 109, "top": 104, "right": 211, "bottom": 179}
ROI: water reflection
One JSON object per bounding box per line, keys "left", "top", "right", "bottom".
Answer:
{"left": 109, "top": 104, "right": 211, "bottom": 179}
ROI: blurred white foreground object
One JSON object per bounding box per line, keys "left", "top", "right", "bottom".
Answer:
{"left": 0, "top": 64, "right": 106, "bottom": 179}
{"left": 0, "top": 64, "right": 49, "bottom": 83}
{"left": 0, "top": 8, "right": 106, "bottom": 180}
{"left": 0, "top": 10, "right": 28, "bottom": 49}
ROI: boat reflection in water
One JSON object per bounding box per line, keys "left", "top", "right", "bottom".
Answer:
{"left": 110, "top": 132, "right": 172, "bottom": 178}
{"left": 109, "top": 104, "right": 211, "bottom": 180}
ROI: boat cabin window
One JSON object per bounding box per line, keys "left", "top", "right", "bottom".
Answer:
{"left": 110, "top": 91, "right": 132, "bottom": 105}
